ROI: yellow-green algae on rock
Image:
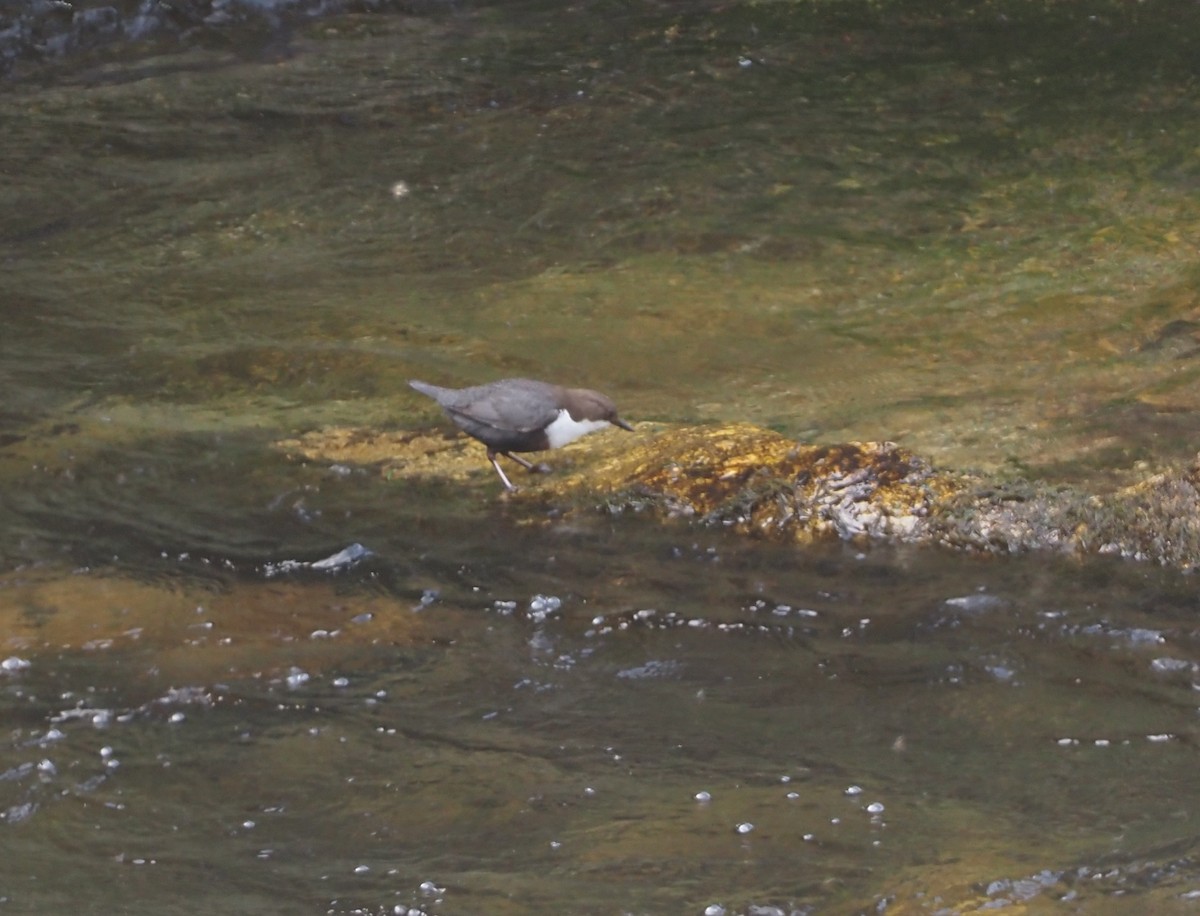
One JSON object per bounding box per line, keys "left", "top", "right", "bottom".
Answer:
{"left": 554, "top": 424, "right": 961, "bottom": 545}
{"left": 278, "top": 422, "right": 1200, "bottom": 570}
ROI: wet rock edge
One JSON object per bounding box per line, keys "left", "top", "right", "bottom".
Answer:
{"left": 279, "top": 422, "right": 1200, "bottom": 571}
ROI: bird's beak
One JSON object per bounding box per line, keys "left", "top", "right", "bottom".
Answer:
{"left": 614, "top": 417, "right": 634, "bottom": 432}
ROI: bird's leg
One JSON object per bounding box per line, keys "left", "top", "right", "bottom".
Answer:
{"left": 502, "top": 451, "right": 552, "bottom": 475}
{"left": 486, "top": 451, "right": 517, "bottom": 491}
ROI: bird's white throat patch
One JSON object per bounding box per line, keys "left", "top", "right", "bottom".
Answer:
{"left": 544, "top": 410, "right": 612, "bottom": 448}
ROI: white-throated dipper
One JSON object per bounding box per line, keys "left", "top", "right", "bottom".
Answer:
{"left": 409, "top": 377, "right": 634, "bottom": 491}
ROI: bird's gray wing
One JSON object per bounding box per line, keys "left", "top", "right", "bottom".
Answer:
{"left": 449, "top": 380, "right": 562, "bottom": 433}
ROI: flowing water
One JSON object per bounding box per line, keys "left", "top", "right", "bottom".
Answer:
{"left": 3, "top": 0, "right": 1200, "bottom": 912}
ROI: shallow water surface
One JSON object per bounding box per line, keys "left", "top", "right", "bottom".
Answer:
{"left": 3, "top": 0, "right": 1200, "bottom": 482}
{"left": 5, "top": 525, "right": 1200, "bottom": 913}
{"left": 3, "top": 0, "right": 1200, "bottom": 912}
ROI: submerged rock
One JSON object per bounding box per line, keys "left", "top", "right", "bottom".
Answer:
{"left": 0, "top": 0, "right": 413, "bottom": 77}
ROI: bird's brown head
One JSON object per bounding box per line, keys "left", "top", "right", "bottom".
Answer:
{"left": 565, "top": 387, "right": 634, "bottom": 432}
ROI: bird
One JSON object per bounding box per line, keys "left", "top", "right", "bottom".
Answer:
{"left": 409, "top": 377, "right": 634, "bottom": 491}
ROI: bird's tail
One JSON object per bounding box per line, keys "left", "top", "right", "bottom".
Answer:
{"left": 408, "top": 379, "right": 446, "bottom": 400}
